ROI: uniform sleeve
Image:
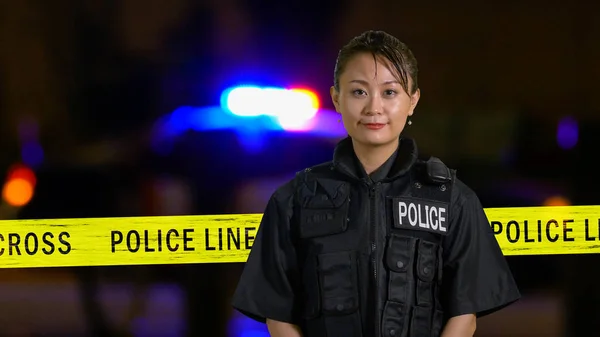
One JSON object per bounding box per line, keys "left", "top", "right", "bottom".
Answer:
{"left": 231, "top": 189, "right": 301, "bottom": 324}
{"left": 441, "top": 185, "right": 521, "bottom": 319}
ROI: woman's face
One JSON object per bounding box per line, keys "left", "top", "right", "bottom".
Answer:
{"left": 330, "top": 52, "right": 420, "bottom": 148}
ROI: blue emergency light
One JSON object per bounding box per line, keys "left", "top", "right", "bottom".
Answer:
{"left": 151, "top": 85, "right": 347, "bottom": 154}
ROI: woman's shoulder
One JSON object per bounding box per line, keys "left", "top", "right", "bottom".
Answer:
{"left": 450, "top": 176, "right": 482, "bottom": 213}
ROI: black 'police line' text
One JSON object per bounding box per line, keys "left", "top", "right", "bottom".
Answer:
{"left": 491, "top": 218, "right": 600, "bottom": 243}
{"left": 111, "top": 229, "right": 195, "bottom": 253}
{"left": 205, "top": 227, "right": 256, "bottom": 251}
{"left": 110, "top": 227, "right": 257, "bottom": 253}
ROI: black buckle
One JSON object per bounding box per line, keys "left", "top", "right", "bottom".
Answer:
{"left": 425, "top": 157, "right": 451, "bottom": 184}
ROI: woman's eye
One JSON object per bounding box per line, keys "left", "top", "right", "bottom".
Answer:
{"left": 352, "top": 89, "right": 366, "bottom": 96}
{"left": 384, "top": 90, "right": 397, "bottom": 96}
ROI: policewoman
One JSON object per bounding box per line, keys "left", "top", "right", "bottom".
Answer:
{"left": 232, "top": 30, "right": 521, "bottom": 337}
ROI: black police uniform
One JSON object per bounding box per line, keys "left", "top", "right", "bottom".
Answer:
{"left": 232, "top": 136, "right": 521, "bottom": 337}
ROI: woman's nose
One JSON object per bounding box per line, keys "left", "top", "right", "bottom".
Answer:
{"left": 364, "top": 94, "right": 383, "bottom": 115}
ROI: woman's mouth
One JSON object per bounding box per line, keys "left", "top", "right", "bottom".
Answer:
{"left": 363, "top": 123, "right": 386, "bottom": 130}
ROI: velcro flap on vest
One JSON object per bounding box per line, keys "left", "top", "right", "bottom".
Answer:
{"left": 299, "top": 207, "right": 349, "bottom": 238}
{"left": 385, "top": 234, "right": 415, "bottom": 273}
{"left": 304, "top": 179, "right": 349, "bottom": 209}
{"left": 322, "top": 296, "right": 358, "bottom": 316}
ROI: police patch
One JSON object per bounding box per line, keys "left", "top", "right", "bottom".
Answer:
{"left": 391, "top": 197, "right": 450, "bottom": 236}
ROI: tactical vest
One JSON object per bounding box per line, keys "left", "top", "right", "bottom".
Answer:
{"left": 292, "top": 157, "right": 455, "bottom": 337}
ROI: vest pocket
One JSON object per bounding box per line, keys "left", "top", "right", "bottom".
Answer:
{"left": 298, "top": 180, "right": 351, "bottom": 239}
{"left": 302, "top": 250, "right": 363, "bottom": 337}
{"left": 384, "top": 234, "right": 415, "bottom": 304}
{"left": 412, "top": 239, "right": 442, "bottom": 336}
{"left": 410, "top": 305, "right": 433, "bottom": 336}
{"left": 317, "top": 251, "right": 360, "bottom": 315}
{"left": 382, "top": 234, "right": 415, "bottom": 336}
{"left": 431, "top": 309, "right": 445, "bottom": 337}
{"left": 381, "top": 301, "right": 408, "bottom": 337}
{"left": 415, "top": 239, "right": 438, "bottom": 306}
{"left": 408, "top": 307, "right": 445, "bottom": 337}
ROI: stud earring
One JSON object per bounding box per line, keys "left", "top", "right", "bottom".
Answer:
{"left": 407, "top": 119, "right": 412, "bottom": 126}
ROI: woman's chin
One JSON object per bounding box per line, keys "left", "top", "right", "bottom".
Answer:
{"left": 351, "top": 133, "right": 398, "bottom": 148}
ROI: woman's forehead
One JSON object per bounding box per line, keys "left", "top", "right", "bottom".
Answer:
{"left": 341, "top": 53, "right": 399, "bottom": 82}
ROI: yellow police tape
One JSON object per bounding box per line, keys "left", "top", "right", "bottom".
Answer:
{"left": 0, "top": 205, "right": 599, "bottom": 269}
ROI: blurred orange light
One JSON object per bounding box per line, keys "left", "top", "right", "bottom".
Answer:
{"left": 2, "top": 178, "right": 34, "bottom": 207}
{"left": 543, "top": 195, "right": 570, "bottom": 207}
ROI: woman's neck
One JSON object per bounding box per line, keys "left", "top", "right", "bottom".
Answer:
{"left": 352, "top": 138, "right": 400, "bottom": 175}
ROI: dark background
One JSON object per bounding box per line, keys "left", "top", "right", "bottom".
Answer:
{"left": 0, "top": 1, "right": 598, "bottom": 336}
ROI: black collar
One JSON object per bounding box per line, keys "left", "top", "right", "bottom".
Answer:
{"left": 332, "top": 136, "right": 418, "bottom": 182}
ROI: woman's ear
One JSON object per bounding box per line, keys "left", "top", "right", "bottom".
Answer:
{"left": 330, "top": 86, "right": 340, "bottom": 112}
{"left": 408, "top": 88, "right": 420, "bottom": 116}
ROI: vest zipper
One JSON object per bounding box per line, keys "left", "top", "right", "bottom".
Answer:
{"left": 369, "top": 182, "right": 381, "bottom": 335}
